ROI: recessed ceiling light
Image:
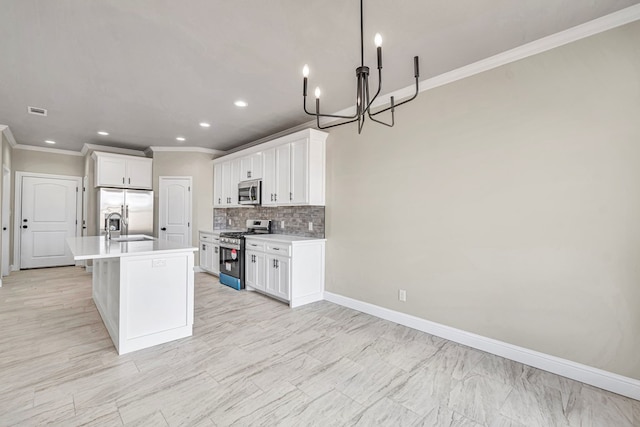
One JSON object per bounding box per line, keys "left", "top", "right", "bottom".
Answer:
{"left": 97, "top": 131, "right": 109, "bottom": 136}
{"left": 45, "top": 140, "right": 56, "bottom": 144}
{"left": 234, "top": 100, "right": 248, "bottom": 108}
{"left": 176, "top": 137, "right": 186, "bottom": 142}
{"left": 199, "top": 122, "right": 211, "bottom": 128}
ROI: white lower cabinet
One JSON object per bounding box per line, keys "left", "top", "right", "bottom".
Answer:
{"left": 266, "top": 254, "right": 290, "bottom": 301}
{"left": 199, "top": 231, "right": 220, "bottom": 275}
{"left": 246, "top": 250, "right": 266, "bottom": 291}
{"left": 245, "top": 236, "right": 325, "bottom": 308}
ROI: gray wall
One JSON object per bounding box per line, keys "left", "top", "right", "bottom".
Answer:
{"left": 324, "top": 22, "right": 640, "bottom": 379}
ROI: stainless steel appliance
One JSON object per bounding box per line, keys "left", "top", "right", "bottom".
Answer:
{"left": 98, "top": 188, "right": 153, "bottom": 237}
{"left": 238, "top": 179, "right": 262, "bottom": 205}
{"left": 219, "top": 219, "right": 271, "bottom": 290}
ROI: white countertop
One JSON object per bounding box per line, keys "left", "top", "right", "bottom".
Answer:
{"left": 66, "top": 236, "right": 198, "bottom": 260}
{"left": 244, "top": 234, "right": 326, "bottom": 243}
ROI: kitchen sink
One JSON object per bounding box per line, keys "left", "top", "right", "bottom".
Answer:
{"left": 110, "top": 235, "right": 155, "bottom": 242}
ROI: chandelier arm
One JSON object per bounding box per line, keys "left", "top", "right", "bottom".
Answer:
{"left": 368, "top": 94, "right": 395, "bottom": 127}
{"left": 303, "top": 96, "right": 317, "bottom": 116}
{"left": 370, "top": 77, "right": 418, "bottom": 117}
{"left": 315, "top": 96, "right": 360, "bottom": 120}
{"left": 316, "top": 116, "right": 360, "bottom": 130}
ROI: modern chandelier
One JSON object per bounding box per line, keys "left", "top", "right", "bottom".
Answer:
{"left": 302, "top": 0, "right": 420, "bottom": 134}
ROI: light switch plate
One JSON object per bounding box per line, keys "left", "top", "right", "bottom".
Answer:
{"left": 308, "top": 222, "right": 313, "bottom": 231}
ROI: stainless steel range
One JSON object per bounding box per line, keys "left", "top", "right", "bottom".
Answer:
{"left": 219, "top": 219, "right": 271, "bottom": 290}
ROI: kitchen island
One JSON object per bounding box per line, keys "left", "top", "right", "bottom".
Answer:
{"left": 66, "top": 236, "right": 197, "bottom": 355}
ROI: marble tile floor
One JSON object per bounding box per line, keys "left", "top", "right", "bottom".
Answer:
{"left": 0, "top": 266, "right": 638, "bottom": 426}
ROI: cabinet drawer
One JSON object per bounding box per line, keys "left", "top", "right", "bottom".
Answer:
{"left": 266, "top": 242, "right": 291, "bottom": 257}
{"left": 199, "top": 233, "right": 214, "bottom": 242}
{"left": 245, "top": 240, "right": 265, "bottom": 251}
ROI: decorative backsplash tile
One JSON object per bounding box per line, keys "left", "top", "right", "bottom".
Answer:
{"left": 213, "top": 206, "right": 325, "bottom": 238}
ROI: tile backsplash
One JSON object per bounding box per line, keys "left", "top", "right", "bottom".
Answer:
{"left": 214, "top": 206, "right": 325, "bottom": 238}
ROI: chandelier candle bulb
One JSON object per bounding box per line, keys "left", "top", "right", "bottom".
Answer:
{"left": 302, "top": 65, "right": 309, "bottom": 96}
{"left": 314, "top": 87, "right": 321, "bottom": 98}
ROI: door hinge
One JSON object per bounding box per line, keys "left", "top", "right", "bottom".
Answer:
{"left": 75, "top": 220, "right": 78, "bottom": 225}
{"left": 188, "top": 186, "right": 191, "bottom": 191}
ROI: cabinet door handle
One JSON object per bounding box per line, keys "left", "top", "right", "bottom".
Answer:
{"left": 202, "top": 244, "right": 206, "bottom": 250}
{"left": 22, "top": 225, "right": 28, "bottom": 229}
{"left": 122, "top": 177, "right": 125, "bottom": 184}
{"left": 248, "top": 171, "right": 251, "bottom": 178}
{"left": 290, "top": 192, "right": 292, "bottom": 201}
{"left": 128, "top": 177, "right": 131, "bottom": 184}
{"left": 275, "top": 259, "right": 279, "bottom": 268}
{"left": 215, "top": 247, "right": 218, "bottom": 253}
{"left": 161, "top": 227, "right": 167, "bottom": 231}
{"left": 274, "top": 193, "right": 277, "bottom": 202}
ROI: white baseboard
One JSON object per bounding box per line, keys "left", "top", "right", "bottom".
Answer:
{"left": 323, "top": 292, "right": 640, "bottom": 400}
{"left": 10, "top": 264, "right": 17, "bottom": 272}
{"left": 194, "top": 266, "right": 204, "bottom": 273}
{"left": 0, "top": 278, "right": 2, "bottom": 287}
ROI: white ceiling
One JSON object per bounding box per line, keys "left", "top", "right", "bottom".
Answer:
{"left": 1, "top": 0, "right": 638, "bottom": 152}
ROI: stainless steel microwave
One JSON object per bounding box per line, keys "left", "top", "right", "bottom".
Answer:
{"left": 238, "top": 179, "right": 262, "bottom": 205}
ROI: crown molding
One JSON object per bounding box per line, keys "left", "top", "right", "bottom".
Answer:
{"left": 80, "top": 143, "right": 147, "bottom": 157}
{"left": 13, "top": 144, "right": 84, "bottom": 157}
{"left": 146, "top": 146, "right": 226, "bottom": 155}
{"left": 0, "top": 125, "right": 18, "bottom": 147}
{"left": 326, "top": 4, "right": 640, "bottom": 122}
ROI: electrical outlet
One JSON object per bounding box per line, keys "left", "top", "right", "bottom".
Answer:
{"left": 227, "top": 218, "right": 231, "bottom": 226}
{"left": 398, "top": 289, "right": 407, "bottom": 302}
{"left": 308, "top": 222, "right": 313, "bottom": 231}
{"left": 280, "top": 220, "right": 285, "bottom": 228}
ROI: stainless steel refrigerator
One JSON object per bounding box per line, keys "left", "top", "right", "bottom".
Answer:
{"left": 98, "top": 188, "right": 153, "bottom": 237}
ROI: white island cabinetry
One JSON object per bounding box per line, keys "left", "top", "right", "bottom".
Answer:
{"left": 244, "top": 235, "right": 325, "bottom": 308}
{"left": 66, "top": 236, "right": 197, "bottom": 355}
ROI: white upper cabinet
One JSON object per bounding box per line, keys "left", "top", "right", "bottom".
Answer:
{"left": 240, "top": 152, "right": 263, "bottom": 181}
{"left": 213, "top": 158, "right": 241, "bottom": 207}
{"left": 213, "top": 129, "right": 327, "bottom": 208}
{"left": 93, "top": 152, "right": 153, "bottom": 190}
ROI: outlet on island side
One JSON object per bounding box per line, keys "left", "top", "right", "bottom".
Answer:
{"left": 280, "top": 220, "right": 285, "bottom": 229}
{"left": 227, "top": 218, "right": 231, "bottom": 226}
{"left": 398, "top": 289, "right": 407, "bottom": 302}
{"left": 308, "top": 222, "right": 313, "bottom": 231}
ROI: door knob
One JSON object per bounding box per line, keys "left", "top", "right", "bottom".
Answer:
{"left": 2, "top": 227, "right": 6, "bottom": 231}
{"left": 161, "top": 227, "right": 167, "bottom": 231}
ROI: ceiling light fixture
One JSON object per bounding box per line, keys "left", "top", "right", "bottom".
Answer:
{"left": 234, "top": 100, "right": 248, "bottom": 108}
{"left": 176, "top": 137, "right": 186, "bottom": 142}
{"left": 302, "top": 0, "right": 420, "bottom": 134}
{"left": 199, "top": 122, "right": 211, "bottom": 128}
{"left": 97, "top": 131, "right": 109, "bottom": 136}
{"left": 44, "top": 140, "right": 56, "bottom": 144}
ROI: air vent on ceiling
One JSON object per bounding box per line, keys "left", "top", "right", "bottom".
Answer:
{"left": 27, "top": 106, "right": 48, "bottom": 116}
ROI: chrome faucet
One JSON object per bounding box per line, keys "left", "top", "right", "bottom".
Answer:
{"left": 105, "top": 212, "right": 126, "bottom": 240}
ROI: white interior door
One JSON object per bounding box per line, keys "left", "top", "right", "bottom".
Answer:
{"left": 19, "top": 175, "right": 80, "bottom": 269}
{"left": 159, "top": 177, "right": 192, "bottom": 245}
{"left": 2, "top": 166, "right": 10, "bottom": 276}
